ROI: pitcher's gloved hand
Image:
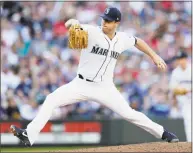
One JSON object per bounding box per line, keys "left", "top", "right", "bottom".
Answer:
{"left": 68, "top": 24, "right": 88, "bottom": 49}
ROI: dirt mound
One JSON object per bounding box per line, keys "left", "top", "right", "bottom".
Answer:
{"left": 65, "top": 142, "right": 191, "bottom": 152}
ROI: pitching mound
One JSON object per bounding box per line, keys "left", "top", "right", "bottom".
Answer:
{"left": 66, "top": 142, "right": 191, "bottom": 152}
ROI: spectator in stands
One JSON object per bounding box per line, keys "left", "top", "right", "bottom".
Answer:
{"left": 6, "top": 98, "right": 21, "bottom": 120}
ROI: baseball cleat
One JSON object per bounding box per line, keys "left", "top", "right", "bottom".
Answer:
{"left": 10, "top": 125, "right": 31, "bottom": 147}
{"left": 161, "top": 129, "right": 179, "bottom": 143}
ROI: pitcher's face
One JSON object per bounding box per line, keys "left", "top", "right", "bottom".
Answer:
{"left": 101, "top": 19, "right": 119, "bottom": 34}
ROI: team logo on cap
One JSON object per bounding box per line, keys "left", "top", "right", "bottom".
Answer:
{"left": 105, "top": 8, "right": 110, "bottom": 14}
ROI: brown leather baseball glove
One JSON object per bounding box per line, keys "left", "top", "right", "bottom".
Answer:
{"left": 68, "top": 24, "right": 88, "bottom": 49}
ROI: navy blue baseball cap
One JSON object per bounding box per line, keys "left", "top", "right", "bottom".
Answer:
{"left": 100, "top": 7, "right": 121, "bottom": 22}
{"left": 175, "top": 51, "right": 188, "bottom": 59}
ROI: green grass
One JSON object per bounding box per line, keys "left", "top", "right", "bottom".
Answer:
{"left": 1, "top": 146, "right": 91, "bottom": 152}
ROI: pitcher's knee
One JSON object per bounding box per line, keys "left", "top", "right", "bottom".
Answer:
{"left": 120, "top": 109, "right": 139, "bottom": 120}
{"left": 120, "top": 111, "right": 133, "bottom": 120}
{"left": 121, "top": 113, "right": 130, "bottom": 119}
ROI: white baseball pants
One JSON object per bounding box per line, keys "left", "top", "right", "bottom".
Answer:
{"left": 181, "top": 100, "right": 191, "bottom": 142}
{"left": 26, "top": 77, "right": 164, "bottom": 145}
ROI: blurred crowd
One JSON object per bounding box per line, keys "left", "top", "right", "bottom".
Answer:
{"left": 1, "top": 1, "right": 192, "bottom": 121}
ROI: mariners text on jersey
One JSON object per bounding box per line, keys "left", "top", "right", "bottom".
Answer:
{"left": 91, "top": 46, "right": 120, "bottom": 59}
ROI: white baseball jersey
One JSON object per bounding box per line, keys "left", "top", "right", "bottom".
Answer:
{"left": 77, "top": 24, "right": 136, "bottom": 82}
{"left": 169, "top": 63, "right": 191, "bottom": 106}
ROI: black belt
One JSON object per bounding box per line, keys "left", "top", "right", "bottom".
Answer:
{"left": 78, "top": 74, "right": 93, "bottom": 82}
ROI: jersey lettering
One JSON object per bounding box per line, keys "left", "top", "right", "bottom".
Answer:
{"left": 91, "top": 46, "right": 100, "bottom": 54}
{"left": 91, "top": 46, "right": 108, "bottom": 56}
{"left": 110, "top": 51, "right": 120, "bottom": 59}
{"left": 179, "top": 80, "right": 191, "bottom": 84}
{"left": 98, "top": 48, "right": 104, "bottom": 55}
{"left": 91, "top": 46, "right": 119, "bottom": 59}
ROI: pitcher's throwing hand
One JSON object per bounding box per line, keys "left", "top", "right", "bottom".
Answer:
{"left": 153, "top": 54, "right": 167, "bottom": 71}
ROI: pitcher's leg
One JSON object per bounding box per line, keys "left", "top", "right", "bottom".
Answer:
{"left": 95, "top": 86, "right": 164, "bottom": 139}
{"left": 26, "top": 80, "right": 85, "bottom": 145}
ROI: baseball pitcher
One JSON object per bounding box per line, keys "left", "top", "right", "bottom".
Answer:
{"left": 10, "top": 7, "right": 179, "bottom": 146}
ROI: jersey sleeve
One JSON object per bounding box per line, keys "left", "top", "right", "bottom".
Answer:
{"left": 122, "top": 34, "right": 137, "bottom": 50}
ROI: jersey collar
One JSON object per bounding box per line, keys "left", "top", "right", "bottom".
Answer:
{"left": 99, "top": 26, "right": 118, "bottom": 43}
{"left": 103, "top": 31, "right": 118, "bottom": 43}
